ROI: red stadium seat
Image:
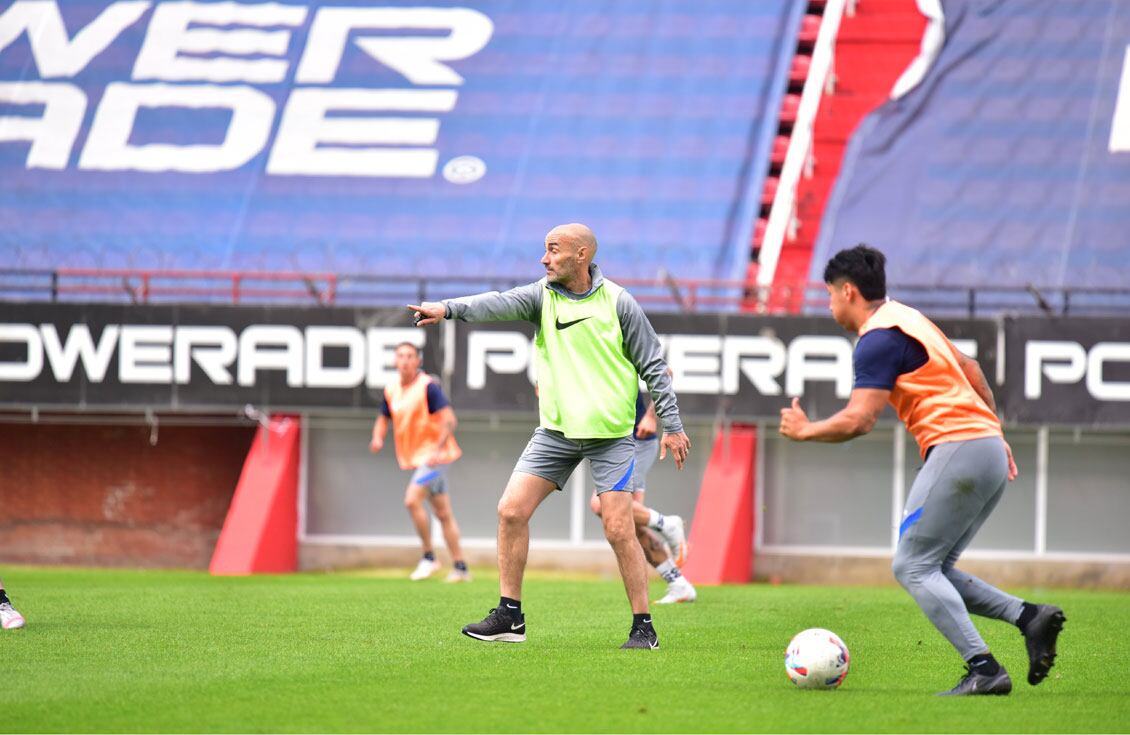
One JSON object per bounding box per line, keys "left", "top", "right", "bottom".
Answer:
{"left": 780, "top": 94, "right": 801, "bottom": 126}
{"left": 789, "top": 54, "right": 812, "bottom": 87}
{"left": 798, "top": 15, "right": 821, "bottom": 49}
{"left": 762, "top": 177, "right": 779, "bottom": 208}
{"left": 753, "top": 217, "right": 768, "bottom": 247}
{"left": 771, "top": 135, "right": 790, "bottom": 168}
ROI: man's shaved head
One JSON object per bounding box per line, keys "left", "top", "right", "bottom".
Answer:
{"left": 541, "top": 223, "right": 599, "bottom": 293}
{"left": 546, "top": 223, "right": 598, "bottom": 263}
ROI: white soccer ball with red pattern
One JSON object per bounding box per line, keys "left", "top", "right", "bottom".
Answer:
{"left": 784, "top": 628, "right": 850, "bottom": 689}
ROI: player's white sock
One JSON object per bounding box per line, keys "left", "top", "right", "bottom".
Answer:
{"left": 656, "top": 559, "right": 682, "bottom": 583}
{"left": 647, "top": 509, "right": 663, "bottom": 529}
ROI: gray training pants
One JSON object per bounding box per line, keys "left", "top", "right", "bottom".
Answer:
{"left": 892, "top": 435, "right": 1024, "bottom": 661}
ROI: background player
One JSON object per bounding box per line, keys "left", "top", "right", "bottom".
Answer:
{"left": 371, "top": 342, "right": 470, "bottom": 582}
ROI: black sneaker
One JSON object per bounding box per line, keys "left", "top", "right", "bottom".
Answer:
{"left": 938, "top": 665, "right": 1012, "bottom": 696}
{"left": 620, "top": 624, "right": 659, "bottom": 650}
{"left": 1022, "top": 604, "right": 1066, "bottom": 685}
{"left": 461, "top": 608, "right": 526, "bottom": 643}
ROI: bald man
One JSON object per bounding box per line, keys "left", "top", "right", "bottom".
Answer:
{"left": 410, "top": 223, "right": 691, "bottom": 649}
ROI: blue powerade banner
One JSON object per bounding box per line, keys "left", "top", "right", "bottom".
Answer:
{"left": 0, "top": 0, "right": 801, "bottom": 288}
{"left": 812, "top": 0, "right": 1130, "bottom": 291}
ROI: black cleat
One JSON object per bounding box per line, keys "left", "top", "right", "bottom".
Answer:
{"left": 938, "top": 665, "right": 1012, "bottom": 696}
{"left": 1022, "top": 604, "right": 1065, "bottom": 685}
{"left": 461, "top": 607, "right": 526, "bottom": 643}
{"left": 620, "top": 623, "right": 659, "bottom": 650}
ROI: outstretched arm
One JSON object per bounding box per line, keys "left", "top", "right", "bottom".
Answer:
{"left": 779, "top": 389, "right": 889, "bottom": 443}
{"left": 408, "top": 282, "right": 544, "bottom": 326}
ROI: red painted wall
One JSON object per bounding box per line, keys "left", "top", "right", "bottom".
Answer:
{"left": 0, "top": 422, "right": 255, "bottom": 568}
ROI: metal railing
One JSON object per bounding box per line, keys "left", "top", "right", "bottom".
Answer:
{"left": 2, "top": 267, "right": 1128, "bottom": 317}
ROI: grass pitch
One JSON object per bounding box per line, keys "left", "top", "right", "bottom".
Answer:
{"left": 2, "top": 566, "right": 1128, "bottom": 733}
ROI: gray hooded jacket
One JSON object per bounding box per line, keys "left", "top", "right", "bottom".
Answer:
{"left": 442, "top": 264, "right": 683, "bottom": 435}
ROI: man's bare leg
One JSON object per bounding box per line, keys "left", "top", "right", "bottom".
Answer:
{"left": 592, "top": 491, "right": 687, "bottom": 567}
{"left": 496, "top": 472, "right": 556, "bottom": 600}
{"left": 429, "top": 493, "right": 465, "bottom": 563}
{"left": 404, "top": 483, "right": 432, "bottom": 552}
{"left": 598, "top": 490, "right": 650, "bottom": 614}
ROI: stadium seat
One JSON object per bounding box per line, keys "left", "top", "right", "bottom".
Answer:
{"left": 761, "top": 177, "right": 779, "bottom": 209}
{"left": 779, "top": 94, "right": 801, "bottom": 127}
{"left": 789, "top": 54, "right": 812, "bottom": 89}
{"left": 771, "top": 135, "right": 790, "bottom": 169}
{"left": 798, "top": 14, "right": 822, "bottom": 49}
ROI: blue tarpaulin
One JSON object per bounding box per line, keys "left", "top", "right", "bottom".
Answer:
{"left": 0, "top": 0, "right": 802, "bottom": 291}
{"left": 812, "top": 0, "right": 1130, "bottom": 292}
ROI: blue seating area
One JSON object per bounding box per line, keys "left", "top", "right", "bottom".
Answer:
{"left": 0, "top": 0, "right": 802, "bottom": 292}
{"left": 810, "top": 0, "right": 1130, "bottom": 292}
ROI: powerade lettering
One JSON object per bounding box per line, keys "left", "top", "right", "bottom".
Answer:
{"left": 0, "top": 2, "right": 493, "bottom": 178}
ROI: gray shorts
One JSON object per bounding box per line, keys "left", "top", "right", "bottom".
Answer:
{"left": 410, "top": 463, "right": 449, "bottom": 495}
{"left": 629, "top": 438, "right": 659, "bottom": 492}
{"left": 514, "top": 427, "right": 636, "bottom": 493}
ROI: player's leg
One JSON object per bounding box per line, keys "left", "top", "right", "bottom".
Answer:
{"left": 590, "top": 437, "right": 657, "bottom": 649}
{"left": 632, "top": 477, "right": 696, "bottom": 603}
{"left": 461, "top": 471, "right": 555, "bottom": 642}
{"left": 496, "top": 471, "right": 558, "bottom": 599}
{"left": 637, "top": 521, "right": 696, "bottom": 604}
{"left": 462, "top": 428, "right": 575, "bottom": 643}
{"left": 427, "top": 478, "right": 470, "bottom": 582}
{"left": 592, "top": 488, "right": 677, "bottom": 551}
{"left": 404, "top": 473, "right": 438, "bottom": 580}
{"left": 612, "top": 482, "right": 695, "bottom": 604}
{"left": 599, "top": 490, "right": 656, "bottom": 649}
{"left": 628, "top": 440, "right": 687, "bottom": 565}
{"left": 892, "top": 437, "right": 1012, "bottom": 695}
{"left": 0, "top": 577, "right": 24, "bottom": 630}
{"left": 599, "top": 490, "right": 649, "bottom": 613}
{"left": 939, "top": 440, "right": 1065, "bottom": 687}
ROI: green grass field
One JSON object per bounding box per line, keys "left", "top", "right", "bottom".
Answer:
{"left": 2, "top": 566, "right": 1128, "bottom": 733}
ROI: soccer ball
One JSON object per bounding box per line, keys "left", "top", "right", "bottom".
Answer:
{"left": 784, "top": 628, "right": 850, "bottom": 689}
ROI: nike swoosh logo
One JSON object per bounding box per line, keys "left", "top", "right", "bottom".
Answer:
{"left": 511, "top": 622, "right": 525, "bottom": 631}
{"left": 505, "top": 604, "right": 518, "bottom": 609}
{"left": 643, "top": 618, "right": 652, "bottom": 624}
{"left": 555, "top": 316, "right": 591, "bottom": 330}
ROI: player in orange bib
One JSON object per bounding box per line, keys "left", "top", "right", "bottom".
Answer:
{"left": 371, "top": 342, "right": 469, "bottom": 582}
{"left": 779, "top": 245, "right": 1064, "bottom": 696}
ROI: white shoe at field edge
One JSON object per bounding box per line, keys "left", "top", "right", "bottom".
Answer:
{"left": 659, "top": 515, "right": 689, "bottom": 567}
{"left": 445, "top": 569, "right": 472, "bottom": 583}
{"left": 0, "top": 602, "right": 25, "bottom": 629}
{"left": 655, "top": 576, "right": 696, "bottom": 604}
{"left": 409, "top": 558, "right": 439, "bottom": 581}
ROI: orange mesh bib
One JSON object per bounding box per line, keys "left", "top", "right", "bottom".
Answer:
{"left": 383, "top": 373, "right": 462, "bottom": 470}
{"left": 860, "top": 301, "right": 1001, "bottom": 457}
